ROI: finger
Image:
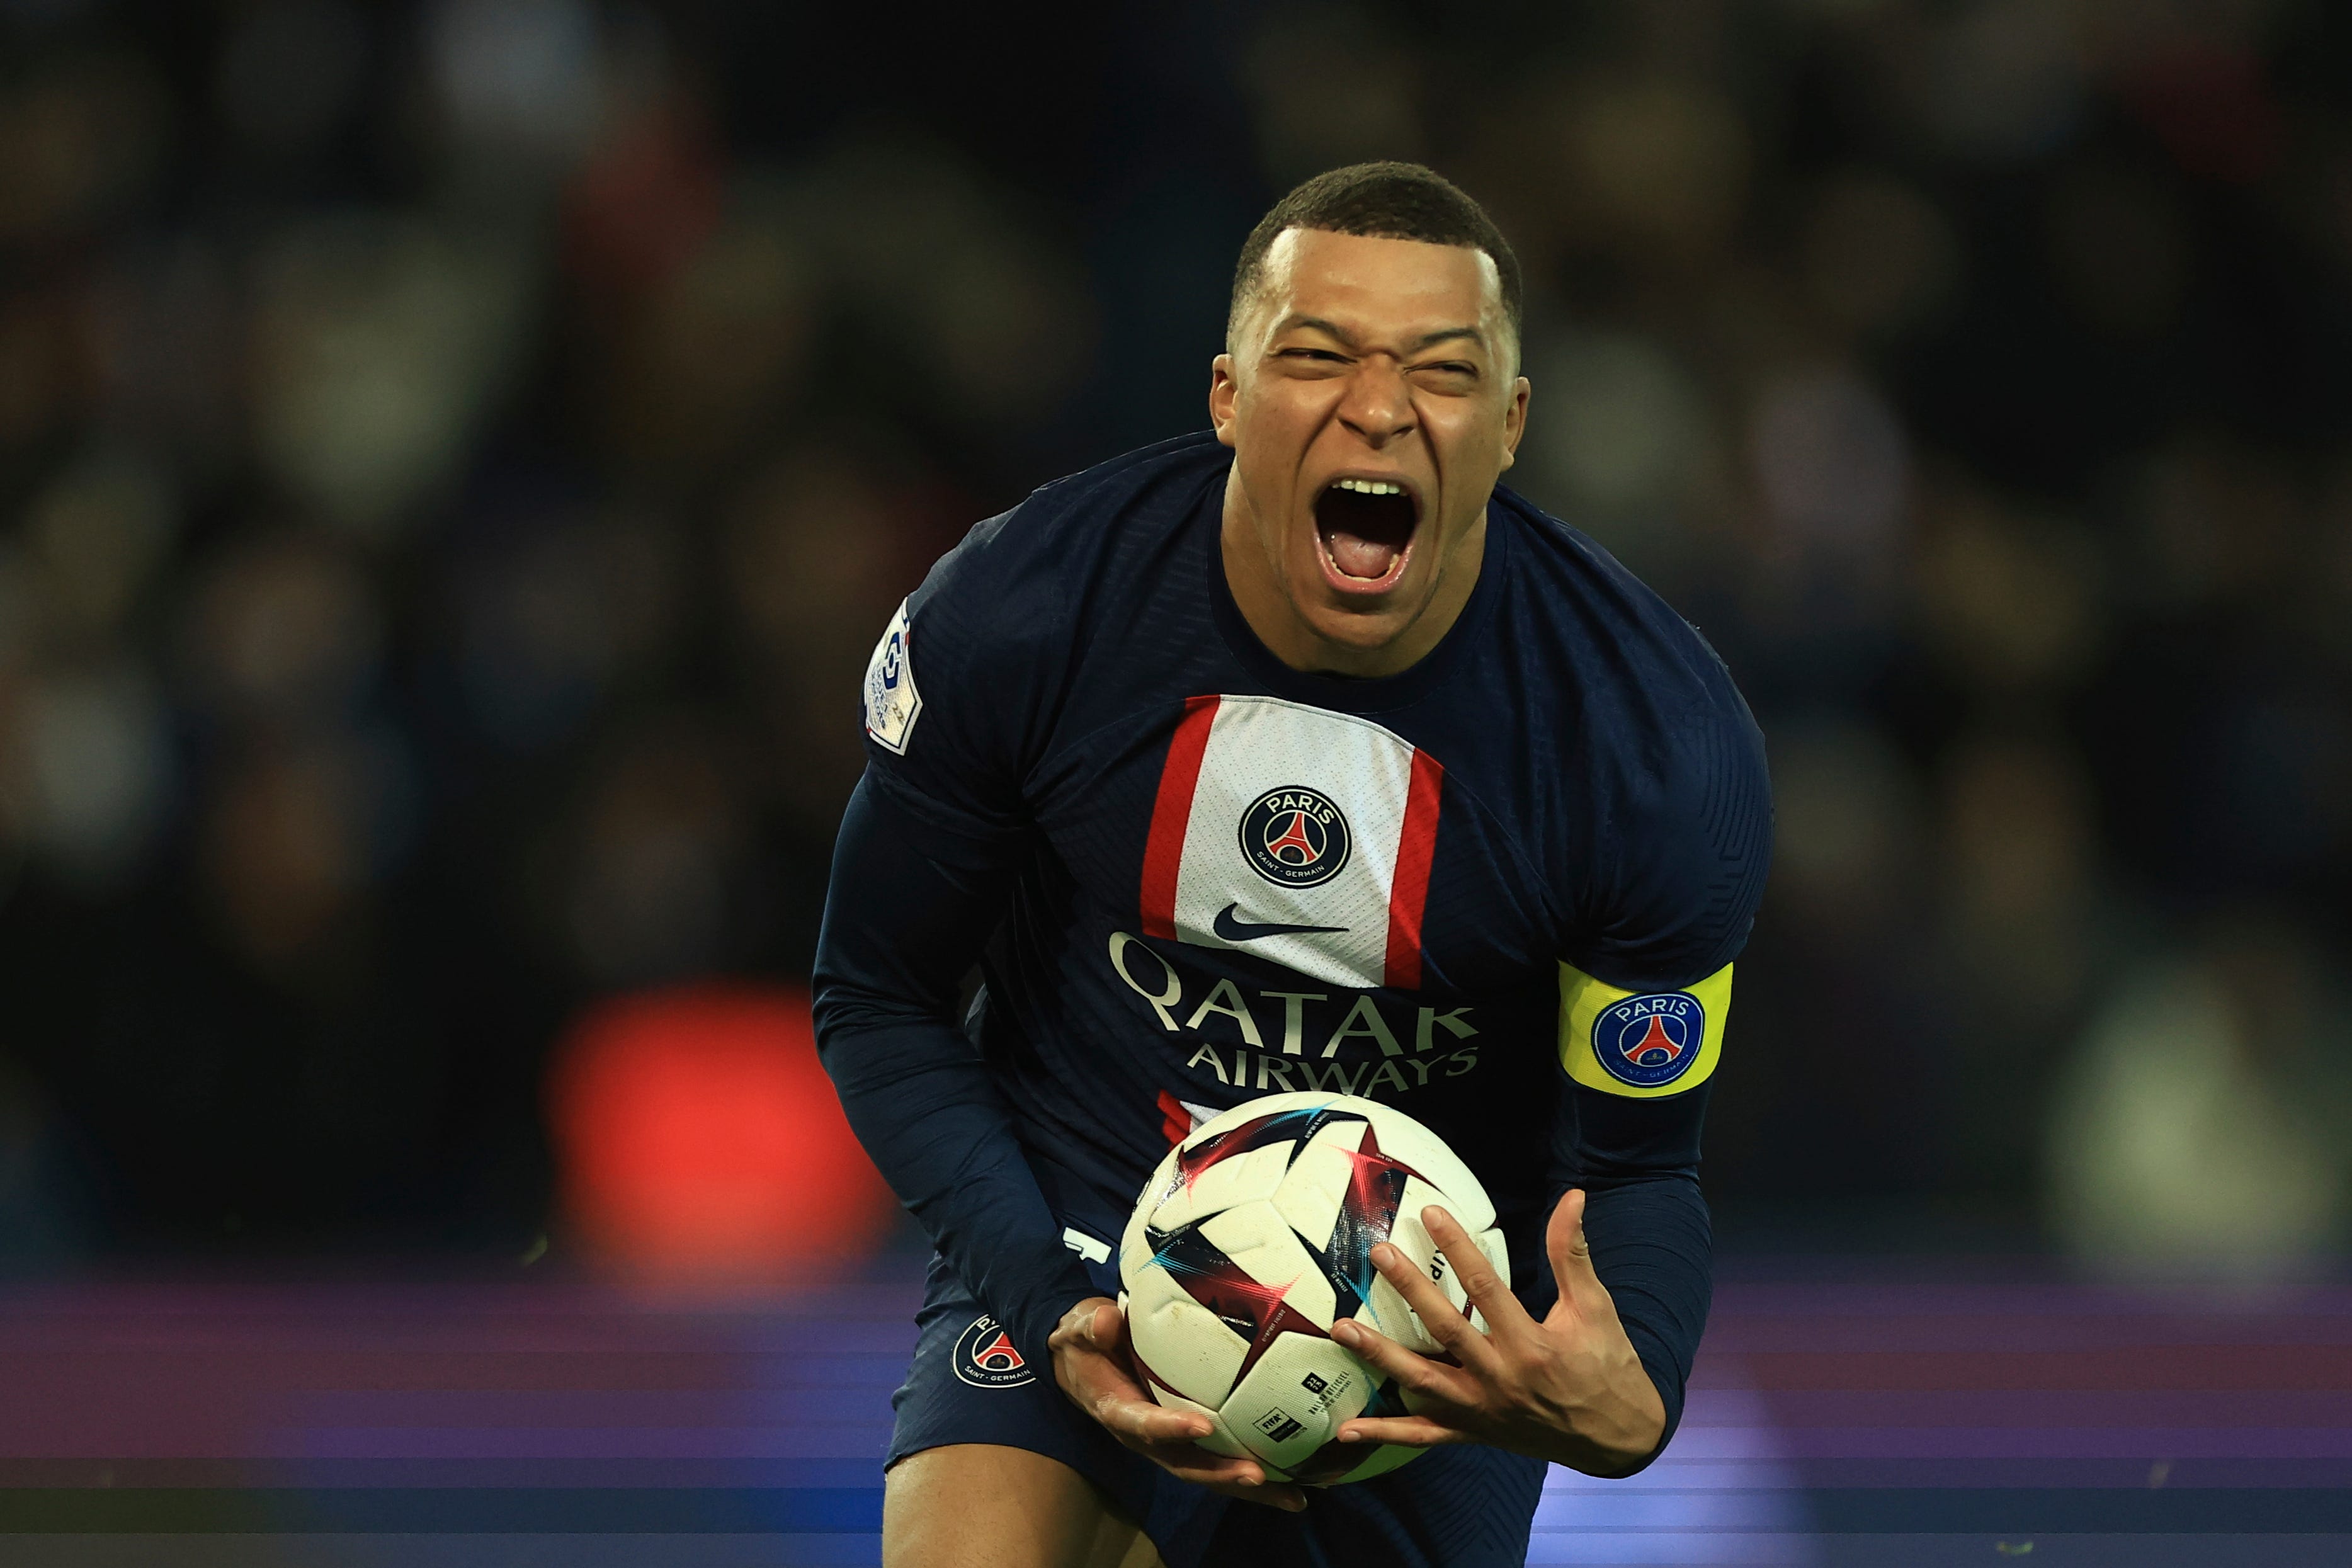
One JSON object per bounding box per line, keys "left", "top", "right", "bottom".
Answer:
{"left": 1331, "top": 1314, "right": 1475, "bottom": 1407}
{"left": 1545, "top": 1189, "right": 1616, "bottom": 1324}
{"left": 1130, "top": 1443, "right": 1266, "bottom": 1488}
{"left": 1093, "top": 1392, "right": 1213, "bottom": 1445}
{"left": 1335, "top": 1414, "right": 1471, "bottom": 1449}
{"left": 1048, "top": 1295, "right": 1120, "bottom": 1348}
{"left": 1082, "top": 1299, "right": 1161, "bottom": 1388}
{"left": 1369, "top": 1236, "right": 1499, "bottom": 1372}
{"left": 1422, "top": 1205, "right": 1530, "bottom": 1339}
{"left": 1065, "top": 1302, "right": 1186, "bottom": 1414}
{"left": 1084, "top": 1299, "right": 1127, "bottom": 1351}
{"left": 1064, "top": 1340, "right": 1160, "bottom": 1413}
{"left": 1050, "top": 1297, "right": 1135, "bottom": 1378}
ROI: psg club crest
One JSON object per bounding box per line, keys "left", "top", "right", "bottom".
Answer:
{"left": 1593, "top": 992, "right": 1705, "bottom": 1089}
{"left": 1238, "top": 786, "right": 1352, "bottom": 889}
{"left": 951, "top": 1314, "right": 1035, "bottom": 1389}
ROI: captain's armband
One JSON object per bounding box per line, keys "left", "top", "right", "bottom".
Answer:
{"left": 1557, "top": 961, "right": 1734, "bottom": 1098}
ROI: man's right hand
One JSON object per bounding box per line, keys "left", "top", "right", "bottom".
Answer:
{"left": 1046, "top": 1297, "right": 1308, "bottom": 1512}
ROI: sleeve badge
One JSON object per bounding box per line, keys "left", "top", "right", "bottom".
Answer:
{"left": 862, "top": 598, "right": 924, "bottom": 756}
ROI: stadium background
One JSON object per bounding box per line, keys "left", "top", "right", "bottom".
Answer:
{"left": 0, "top": 1, "right": 2348, "bottom": 1563}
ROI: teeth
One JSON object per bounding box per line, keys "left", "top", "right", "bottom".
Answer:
{"left": 1334, "top": 479, "right": 1406, "bottom": 496}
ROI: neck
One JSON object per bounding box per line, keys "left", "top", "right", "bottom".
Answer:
{"left": 1217, "top": 464, "right": 1487, "bottom": 679}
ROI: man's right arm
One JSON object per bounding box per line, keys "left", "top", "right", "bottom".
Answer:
{"left": 810, "top": 773, "right": 1098, "bottom": 1363}
{"left": 817, "top": 773, "right": 1310, "bottom": 1511}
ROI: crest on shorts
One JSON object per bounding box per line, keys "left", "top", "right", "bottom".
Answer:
{"left": 951, "top": 1314, "right": 1035, "bottom": 1389}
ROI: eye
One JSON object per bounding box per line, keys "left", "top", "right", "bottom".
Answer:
{"left": 1410, "top": 360, "right": 1481, "bottom": 390}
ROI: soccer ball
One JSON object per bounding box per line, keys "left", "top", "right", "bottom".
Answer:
{"left": 1116, "top": 1092, "right": 1507, "bottom": 1486}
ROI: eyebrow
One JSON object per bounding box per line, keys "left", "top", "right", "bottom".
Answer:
{"left": 1279, "top": 316, "right": 1489, "bottom": 355}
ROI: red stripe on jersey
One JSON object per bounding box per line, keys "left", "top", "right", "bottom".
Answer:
{"left": 1382, "top": 748, "right": 1445, "bottom": 989}
{"left": 1156, "top": 1089, "right": 1191, "bottom": 1147}
{"left": 1139, "top": 696, "right": 1220, "bottom": 939}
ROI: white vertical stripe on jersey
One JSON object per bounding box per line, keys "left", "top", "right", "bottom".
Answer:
{"left": 1168, "top": 695, "right": 1419, "bottom": 991}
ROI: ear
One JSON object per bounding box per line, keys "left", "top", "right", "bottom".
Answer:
{"left": 1209, "top": 353, "right": 1241, "bottom": 448}
{"left": 1497, "top": 375, "right": 1530, "bottom": 472}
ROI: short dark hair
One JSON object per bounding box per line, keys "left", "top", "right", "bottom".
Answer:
{"left": 1228, "top": 162, "right": 1523, "bottom": 351}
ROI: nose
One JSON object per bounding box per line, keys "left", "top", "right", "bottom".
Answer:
{"left": 1336, "top": 358, "right": 1416, "bottom": 449}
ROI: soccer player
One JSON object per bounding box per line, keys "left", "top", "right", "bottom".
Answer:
{"left": 814, "top": 162, "right": 1771, "bottom": 1567}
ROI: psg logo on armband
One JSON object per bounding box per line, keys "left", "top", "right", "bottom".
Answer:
{"left": 1593, "top": 992, "right": 1705, "bottom": 1089}
{"left": 1239, "top": 787, "right": 1352, "bottom": 889}
{"left": 951, "top": 1314, "right": 1035, "bottom": 1389}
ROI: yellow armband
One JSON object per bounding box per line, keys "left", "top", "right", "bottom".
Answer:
{"left": 1558, "top": 961, "right": 1733, "bottom": 1098}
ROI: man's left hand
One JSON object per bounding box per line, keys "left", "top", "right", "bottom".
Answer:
{"left": 1330, "top": 1189, "right": 1666, "bottom": 1477}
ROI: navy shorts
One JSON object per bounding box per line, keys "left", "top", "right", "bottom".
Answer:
{"left": 887, "top": 1254, "right": 1549, "bottom": 1568}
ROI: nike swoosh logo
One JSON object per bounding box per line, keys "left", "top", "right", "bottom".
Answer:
{"left": 1213, "top": 904, "right": 1348, "bottom": 942}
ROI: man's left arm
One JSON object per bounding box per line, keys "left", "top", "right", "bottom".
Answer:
{"left": 1326, "top": 982, "right": 1725, "bottom": 1477}
{"left": 1334, "top": 681, "right": 1770, "bottom": 1474}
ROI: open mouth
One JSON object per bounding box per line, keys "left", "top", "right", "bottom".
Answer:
{"left": 1313, "top": 477, "right": 1419, "bottom": 588}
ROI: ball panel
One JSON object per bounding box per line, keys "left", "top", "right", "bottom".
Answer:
{"left": 1359, "top": 1175, "right": 1472, "bottom": 1353}
{"left": 1468, "top": 1224, "right": 1511, "bottom": 1334}
{"left": 1268, "top": 1136, "right": 1350, "bottom": 1254}
{"left": 1121, "top": 1145, "right": 1178, "bottom": 1278}
{"left": 1364, "top": 1273, "right": 1433, "bottom": 1353}
{"left": 1475, "top": 1223, "right": 1509, "bottom": 1281}
{"left": 1144, "top": 1140, "right": 1293, "bottom": 1237}
{"left": 1121, "top": 1093, "right": 1498, "bottom": 1489}
{"left": 1300, "top": 1113, "right": 1375, "bottom": 1159}
{"left": 1123, "top": 1268, "right": 1247, "bottom": 1407}
{"left": 1219, "top": 1329, "right": 1370, "bottom": 1473}
{"left": 1287, "top": 1373, "right": 1426, "bottom": 1487}
{"left": 1349, "top": 1100, "right": 1495, "bottom": 1232}
{"left": 1140, "top": 1384, "right": 1251, "bottom": 1460}
{"left": 1179, "top": 1091, "right": 1331, "bottom": 1133}
{"left": 1196, "top": 1202, "right": 1336, "bottom": 1327}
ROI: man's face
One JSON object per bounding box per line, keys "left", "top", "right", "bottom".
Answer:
{"left": 1210, "top": 228, "right": 1528, "bottom": 659}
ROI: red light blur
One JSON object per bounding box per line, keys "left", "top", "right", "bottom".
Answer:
{"left": 547, "top": 982, "right": 895, "bottom": 1279}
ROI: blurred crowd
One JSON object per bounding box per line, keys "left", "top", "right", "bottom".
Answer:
{"left": 0, "top": 0, "right": 2346, "bottom": 1271}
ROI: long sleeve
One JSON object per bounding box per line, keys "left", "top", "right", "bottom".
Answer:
{"left": 811, "top": 773, "right": 1098, "bottom": 1363}
{"left": 1553, "top": 1082, "right": 1713, "bottom": 1472}
{"left": 1548, "top": 640, "right": 1770, "bottom": 1472}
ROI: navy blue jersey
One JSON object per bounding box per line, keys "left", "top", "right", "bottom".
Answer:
{"left": 815, "top": 431, "right": 1770, "bottom": 1460}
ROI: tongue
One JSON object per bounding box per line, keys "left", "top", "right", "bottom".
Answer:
{"left": 1325, "top": 528, "right": 1402, "bottom": 580}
